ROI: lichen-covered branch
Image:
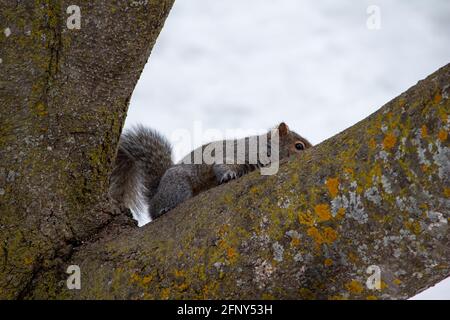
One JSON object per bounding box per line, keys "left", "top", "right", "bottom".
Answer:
{"left": 62, "top": 65, "right": 449, "bottom": 299}
{"left": 0, "top": 0, "right": 174, "bottom": 299}
{"left": 1, "top": 0, "right": 448, "bottom": 301}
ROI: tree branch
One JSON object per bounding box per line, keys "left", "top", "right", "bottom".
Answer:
{"left": 64, "top": 64, "right": 449, "bottom": 299}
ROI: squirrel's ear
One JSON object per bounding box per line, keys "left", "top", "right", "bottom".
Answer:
{"left": 278, "top": 122, "right": 289, "bottom": 137}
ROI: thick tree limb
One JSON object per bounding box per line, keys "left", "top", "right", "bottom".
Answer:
{"left": 0, "top": 0, "right": 174, "bottom": 299}
{"left": 65, "top": 65, "right": 449, "bottom": 299}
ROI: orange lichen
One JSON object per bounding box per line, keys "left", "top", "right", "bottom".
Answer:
{"left": 160, "top": 288, "right": 170, "bottom": 299}
{"left": 130, "top": 273, "right": 153, "bottom": 287}
{"left": 322, "top": 227, "right": 338, "bottom": 243}
{"left": 444, "top": 188, "right": 450, "bottom": 198}
{"left": 369, "top": 138, "right": 377, "bottom": 150}
{"left": 298, "top": 211, "right": 315, "bottom": 227}
{"left": 405, "top": 220, "right": 421, "bottom": 235}
{"left": 366, "top": 295, "right": 378, "bottom": 300}
{"left": 174, "top": 270, "right": 185, "bottom": 277}
{"left": 433, "top": 92, "right": 442, "bottom": 104}
{"left": 344, "top": 168, "right": 354, "bottom": 175}
{"left": 325, "top": 178, "right": 339, "bottom": 198}
{"left": 130, "top": 273, "right": 140, "bottom": 283}
{"left": 290, "top": 237, "right": 300, "bottom": 247}
{"left": 177, "top": 283, "right": 189, "bottom": 292}
{"left": 307, "top": 227, "right": 323, "bottom": 245}
{"left": 324, "top": 258, "right": 333, "bottom": 267}
{"left": 345, "top": 280, "right": 364, "bottom": 294}
{"left": 438, "top": 130, "right": 448, "bottom": 142}
{"left": 226, "top": 247, "right": 237, "bottom": 262}
{"left": 315, "top": 204, "right": 332, "bottom": 222}
{"left": 142, "top": 275, "right": 153, "bottom": 285}
{"left": 421, "top": 125, "right": 428, "bottom": 138}
{"left": 249, "top": 186, "right": 261, "bottom": 195}
{"left": 347, "top": 252, "right": 359, "bottom": 263}
{"left": 382, "top": 132, "right": 397, "bottom": 150}
{"left": 307, "top": 226, "right": 337, "bottom": 246}
{"left": 393, "top": 279, "right": 402, "bottom": 286}
{"left": 386, "top": 111, "right": 393, "bottom": 121}
{"left": 336, "top": 208, "right": 346, "bottom": 220}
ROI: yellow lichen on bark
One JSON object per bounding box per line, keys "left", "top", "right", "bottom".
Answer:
{"left": 382, "top": 132, "right": 397, "bottom": 150}
{"left": 325, "top": 177, "right": 339, "bottom": 198}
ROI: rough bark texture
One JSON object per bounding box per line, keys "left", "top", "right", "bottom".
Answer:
{"left": 0, "top": 0, "right": 174, "bottom": 299}
{"left": 0, "top": 1, "right": 449, "bottom": 301}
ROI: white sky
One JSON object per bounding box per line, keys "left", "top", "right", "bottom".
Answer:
{"left": 125, "top": 0, "right": 450, "bottom": 299}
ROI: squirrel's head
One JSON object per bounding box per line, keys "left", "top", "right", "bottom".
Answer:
{"left": 276, "top": 122, "right": 313, "bottom": 159}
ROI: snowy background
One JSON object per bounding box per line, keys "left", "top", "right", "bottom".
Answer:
{"left": 124, "top": 0, "right": 450, "bottom": 299}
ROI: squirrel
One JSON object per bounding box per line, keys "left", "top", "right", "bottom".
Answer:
{"left": 109, "top": 122, "right": 312, "bottom": 222}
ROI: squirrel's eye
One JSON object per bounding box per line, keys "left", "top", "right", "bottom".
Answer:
{"left": 295, "top": 142, "right": 305, "bottom": 150}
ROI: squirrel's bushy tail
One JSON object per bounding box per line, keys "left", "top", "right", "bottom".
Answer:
{"left": 109, "top": 125, "right": 173, "bottom": 219}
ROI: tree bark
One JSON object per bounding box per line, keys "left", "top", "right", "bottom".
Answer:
{"left": 1, "top": 1, "right": 449, "bottom": 300}
{"left": 0, "top": 0, "right": 174, "bottom": 299}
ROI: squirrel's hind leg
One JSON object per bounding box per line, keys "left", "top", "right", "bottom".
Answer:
{"left": 148, "top": 166, "right": 194, "bottom": 220}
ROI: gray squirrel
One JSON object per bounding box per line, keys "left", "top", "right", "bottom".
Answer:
{"left": 109, "top": 123, "right": 312, "bottom": 221}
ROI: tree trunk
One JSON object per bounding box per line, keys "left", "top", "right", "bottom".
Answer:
{"left": 0, "top": 0, "right": 175, "bottom": 299}
{"left": 1, "top": 1, "right": 449, "bottom": 300}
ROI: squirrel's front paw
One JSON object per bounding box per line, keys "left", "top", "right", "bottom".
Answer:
{"left": 219, "top": 170, "right": 238, "bottom": 184}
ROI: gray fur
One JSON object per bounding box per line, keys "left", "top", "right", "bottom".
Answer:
{"left": 109, "top": 125, "right": 173, "bottom": 219}
{"left": 148, "top": 123, "right": 312, "bottom": 218}
{"left": 111, "top": 123, "right": 311, "bottom": 221}
{"left": 148, "top": 166, "right": 194, "bottom": 219}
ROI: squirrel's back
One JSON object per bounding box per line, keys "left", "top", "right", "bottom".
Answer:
{"left": 109, "top": 125, "right": 173, "bottom": 218}
{"left": 148, "top": 123, "right": 313, "bottom": 219}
